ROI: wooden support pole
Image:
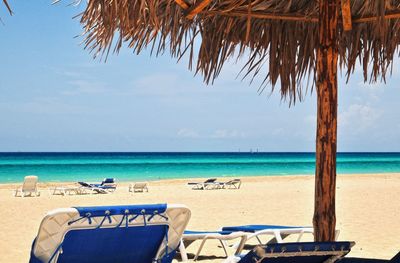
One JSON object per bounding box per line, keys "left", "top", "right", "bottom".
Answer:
{"left": 314, "top": 0, "right": 339, "bottom": 242}
{"left": 186, "top": 0, "right": 213, "bottom": 19}
{"left": 341, "top": 0, "right": 352, "bottom": 31}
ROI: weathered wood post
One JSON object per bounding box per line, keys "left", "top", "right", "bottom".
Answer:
{"left": 313, "top": 0, "right": 339, "bottom": 241}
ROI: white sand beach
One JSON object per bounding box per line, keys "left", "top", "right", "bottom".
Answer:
{"left": 0, "top": 173, "right": 399, "bottom": 262}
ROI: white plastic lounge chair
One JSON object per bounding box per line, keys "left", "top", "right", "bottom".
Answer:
{"left": 222, "top": 225, "right": 316, "bottom": 248}
{"left": 51, "top": 185, "right": 82, "bottom": 196}
{"left": 224, "top": 241, "right": 355, "bottom": 263}
{"left": 220, "top": 179, "right": 241, "bottom": 189}
{"left": 129, "top": 182, "right": 149, "bottom": 193}
{"left": 14, "top": 175, "right": 40, "bottom": 197}
{"left": 29, "top": 203, "right": 191, "bottom": 263}
{"left": 187, "top": 178, "right": 219, "bottom": 190}
{"left": 179, "top": 230, "right": 248, "bottom": 261}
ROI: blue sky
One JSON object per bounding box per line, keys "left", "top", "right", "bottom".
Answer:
{"left": 1, "top": 1, "right": 400, "bottom": 152}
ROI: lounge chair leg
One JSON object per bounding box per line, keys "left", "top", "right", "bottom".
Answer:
{"left": 219, "top": 240, "right": 228, "bottom": 257}
{"left": 178, "top": 240, "right": 189, "bottom": 262}
{"left": 334, "top": 230, "right": 340, "bottom": 240}
{"left": 234, "top": 236, "right": 248, "bottom": 256}
{"left": 194, "top": 238, "right": 208, "bottom": 261}
{"left": 297, "top": 231, "right": 304, "bottom": 242}
{"left": 273, "top": 230, "right": 283, "bottom": 243}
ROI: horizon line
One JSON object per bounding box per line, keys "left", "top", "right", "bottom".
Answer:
{"left": 1, "top": 151, "right": 400, "bottom": 154}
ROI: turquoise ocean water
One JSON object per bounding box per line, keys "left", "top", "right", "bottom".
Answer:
{"left": 0, "top": 152, "right": 400, "bottom": 183}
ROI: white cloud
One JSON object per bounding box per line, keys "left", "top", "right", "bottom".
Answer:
{"left": 270, "top": 128, "right": 285, "bottom": 136}
{"left": 62, "top": 80, "right": 109, "bottom": 95}
{"left": 304, "top": 115, "right": 316, "bottom": 125}
{"left": 357, "top": 81, "right": 385, "bottom": 91}
{"left": 130, "top": 71, "right": 251, "bottom": 98}
{"left": 177, "top": 128, "right": 200, "bottom": 138}
{"left": 211, "top": 129, "right": 246, "bottom": 139}
{"left": 176, "top": 128, "right": 246, "bottom": 139}
{"left": 60, "top": 71, "right": 82, "bottom": 78}
{"left": 339, "top": 104, "right": 383, "bottom": 134}
{"left": 134, "top": 73, "right": 180, "bottom": 92}
{"left": 0, "top": 97, "right": 90, "bottom": 115}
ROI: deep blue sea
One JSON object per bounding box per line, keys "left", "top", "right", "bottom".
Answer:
{"left": 0, "top": 152, "right": 400, "bottom": 183}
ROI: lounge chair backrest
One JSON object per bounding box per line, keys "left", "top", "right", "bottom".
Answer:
{"left": 227, "top": 179, "right": 240, "bottom": 184}
{"left": 77, "top": 182, "right": 91, "bottom": 188}
{"left": 238, "top": 242, "right": 354, "bottom": 263}
{"left": 22, "top": 176, "right": 38, "bottom": 192}
{"left": 30, "top": 204, "right": 191, "bottom": 263}
{"left": 204, "top": 178, "right": 217, "bottom": 183}
{"left": 135, "top": 182, "right": 147, "bottom": 188}
{"left": 101, "top": 178, "right": 115, "bottom": 185}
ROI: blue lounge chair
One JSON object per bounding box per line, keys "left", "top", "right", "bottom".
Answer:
{"left": 187, "top": 178, "right": 219, "bottom": 190}
{"left": 90, "top": 178, "right": 117, "bottom": 192}
{"left": 225, "top": 241, "right": 355, "bottom": 263}
{"left": 77, "top": 181, "right": 108, "bottom": 194}
{"left": 29, "top": 204, "right": 191, "bottom": 263}
{"left": 77, "top": 178, "right": 116, "bottom": 193}
{"left": 338, "top": 252, "right": 400, "bottom": 262}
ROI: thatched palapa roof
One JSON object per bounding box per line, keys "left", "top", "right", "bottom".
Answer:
{"left": 76, "top": 0, "right": 400, "bottom": 103}
{"left": 2, "top": 0, "right": 11, "bottom": 14}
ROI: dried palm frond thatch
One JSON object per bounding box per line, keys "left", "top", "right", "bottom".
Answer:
{"left": 2, "top": 0, "right": 12, "bottom": 14}
{"left": 75, "top": 0, "right": 400, "bottom": 103}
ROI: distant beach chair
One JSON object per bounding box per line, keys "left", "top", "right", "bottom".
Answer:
{"left": 29, "top": 204, "right": 191, "bottom": 263}
{"left": 219, "top": 179, "right": 242, "bottom": 189}
{"left": 51, "top": 185, "right": 82, "bottom": 196}
{"left": 224, "top": 241, "right": 355, "bottom": 263}
{"left": 187, "top": 178, "right": 219, "bottom": 190}
{"left": 76, "top": 178, "right": 116, "bottom": 194}
{"left": 77, "top": 181, "right": 108, "bottom": 194}
{"left": 129, "top": 182, "right": 149, "bottom": 193}
{"left": 92, "top": 178, "right": 117, "bottom": 192}
{"left": 179, "top": 230, "right": 248, "bottom": 261}
{"left": 14, "top": 175, "right": 40, "bottom": 197}
{"left": 221, "top": 225, "right": 316, "bottom": 248}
